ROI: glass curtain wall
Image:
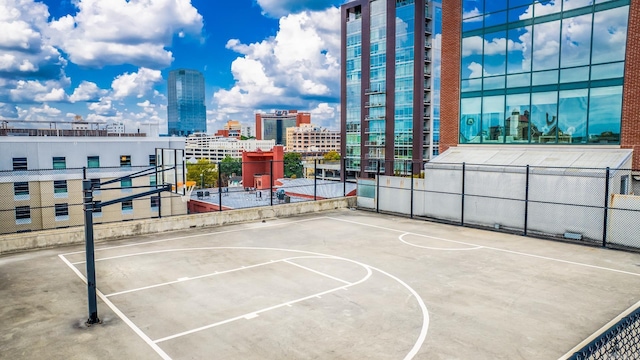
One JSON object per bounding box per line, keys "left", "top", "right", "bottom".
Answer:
{"left": 460, "top": 0, "right": 629, "bottom": 145}
{"left": 394, "top": 0, "right": 415, "bottom": 171}
{"left": 367, "top": 0, "right": 387, "bottom": 172}
{"left": 346, "top": 6, "right": 363, "bottom": 172}
{"left": 432, "top": 1, "right": 442, "bottom": 156}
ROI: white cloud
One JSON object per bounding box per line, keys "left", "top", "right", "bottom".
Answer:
{"left": 9, "top": 78, "right": 70, "bottom": 103}
{"left": 48, "top": 0, "right": 204, "bottom": 68}
{"left": 70, "top": 81, "right": 105, "bottom": 102}
{"left": 17, "top": 103, "right": 62, "bottom": 121}
{"left": 463, "top": 8, "right": 482, "bottom": 20}
{"left": 462, "top": 36, "right": 523, "bottom": 57}
{"left": 88, "top": 98, "right": 116, "bottom": 116}
{"left": 111, "top": 68, "right": 163, "bottom": 100}
{"left": 0, "top": 102, "right": 18, "bottom": 118}
{"left": 213, "top": 7, "right": 340, "bottom": 129}
{"left": 256, "top": 0, "right": 340, "bottom": 18}
{"left": 0, "top": 0, "right": 66, "bottom": 78}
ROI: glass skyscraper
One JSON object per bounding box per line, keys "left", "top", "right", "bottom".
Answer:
{"left": 167, "top": 69, "right": 207, "bottom": 136}
{"left": 452, "top": 0, "right": 630, "bottom": 146}
{"left": 341, "top": 0, "right": 442, "bottom": 179}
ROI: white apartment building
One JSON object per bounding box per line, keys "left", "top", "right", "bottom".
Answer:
{"left": 286, "top": 124, "right": 341, "bottom": 153}
{"left": 0, "top": 137, "right": 186, "bottom": 234}
{"left": 185, "top": 134, "right": 275, "bottom": 163}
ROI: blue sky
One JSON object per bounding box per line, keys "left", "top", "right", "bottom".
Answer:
{"left": 0, "top": 0, "right": 345, "bottom": 133}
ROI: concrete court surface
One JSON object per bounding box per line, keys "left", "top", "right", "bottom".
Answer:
{"left": 1, "top": 209, "right": 640, "bottom": 360}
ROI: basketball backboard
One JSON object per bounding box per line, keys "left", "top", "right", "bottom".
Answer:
{"left": 155, "top": 148, "right": 186, "bottom": 195}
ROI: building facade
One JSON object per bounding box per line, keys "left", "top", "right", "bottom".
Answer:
{"left": 0, "top": 137, "right": 186, "bottom": 235}
{"left": 286, "top": 124, "right": 341, "bottom": 153}
{"left": 255, "top": 110, "right": 311, "bottom": 145}
{"left": 341, "top": 0, "right": 442, "bottom": 179}
{"left": 168, "top": 69, "right": 207, "bottom": 136}
{"left": 441, "top": 0, "right": 640, "bottom": 168}
{"left": 185, "top": 133, "right": 276, "bottom": 163}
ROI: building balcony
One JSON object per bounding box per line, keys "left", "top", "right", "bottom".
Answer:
{"left": 364, "top": 102, "right": 385, "bottom": 108}
{"left": 364, "top": 115, "right": 385, "bottom": 121}
{"left": 364, "top": 88, "right": 386, "bottom": 95}
{"left": 365, "top": 128, "right": 385, "bottom": 134}
{"left": 364, "top": 141, "right": 385, "bottom": 147}
{"left": 425, "top": 26, "right": 432, "bottom": 34}
{"left": 425, "top": 41, "right": 431, "bottom": 48}
{"left": 424, "top": 56, "right": 431, "bottom": 63}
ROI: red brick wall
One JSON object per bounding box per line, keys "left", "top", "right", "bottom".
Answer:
{"left": 622, "top": 0, "right": 640, "bottom": 169}
{"left": 440, "top": 0, "right": 461, "bottom": 154}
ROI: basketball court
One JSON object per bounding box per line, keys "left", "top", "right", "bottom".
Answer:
{"left": 2, "top": 208, "right": 640, "bottom": 359}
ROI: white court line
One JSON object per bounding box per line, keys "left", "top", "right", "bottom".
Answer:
{"left": 58, "top": 254, "right": 172, "bottom": 360}
{"left": 154, "top": 263, "right": 374, "bottom": 344}
{"left": 59, "top": 217, "right": 323, "bottom": 256}
{"left": 284, "top": 259, "right": 352, "bottom": 285}
{"left": 327, "top": 217, "right": 640, "bottom": 278}
{"left": 106, "top": 254, "right": 349, "bottom": 298}
{"left": 559, "top": 298, "right": 640, "bottom": 359}
{"left": 399, "top": 233, "right": 483, "bottom": 251}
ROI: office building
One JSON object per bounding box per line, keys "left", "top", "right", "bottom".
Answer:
{"left": 255, "top": 110, "right": 311, "bottom": 145}
{"left": 168, "top": 69, "right": 207, "bottom": 136}
{"left": 286, "top": 124, "right": 341, "bottom": 154}
{"left": 185, "top": 133, "right": 275, "bottom": 163}
{"left": 440, "top": 0, "right": 640, "bottom": 168}
{"left": 341, "top": 0, "right": 442, "bottom": 178}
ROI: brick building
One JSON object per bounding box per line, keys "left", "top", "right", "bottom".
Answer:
{"left": 255, "top": 110, "right": 311, "bottom": 145}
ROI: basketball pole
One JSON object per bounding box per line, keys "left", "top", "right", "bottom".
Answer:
{"left": 82, "top": 179, "right": 99, "bottom": 325}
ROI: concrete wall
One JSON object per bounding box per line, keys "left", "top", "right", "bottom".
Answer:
{"left": 607, "top": 194, "right": 640, "bottom": 248}
{"left": 0, "top": 197, "right": 356, "bottom": 255}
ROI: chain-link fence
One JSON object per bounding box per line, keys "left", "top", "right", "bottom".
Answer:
{"left": 0, "top": 158, "right": 355, "bottom": 235}
{"left": 188, "top": 159, "right": 355, "bottom": 213}
{"left": 568, "top": 306, "right": 640, "bottom": 359}
{"left": 358, "top": 160, "right": 640, "bottom": 251}
{"left": 0, "top": 165, "right": 184, "bottom": 235}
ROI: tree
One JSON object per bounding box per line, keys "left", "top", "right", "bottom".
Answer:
{"left": 284, "top": 152, "right": 303, "bottom": 178}
{"left": 186, "top": 159, "right": 218, "bottom": 189}
{"left": 323, "top": 150, "right": 341, "bottom": 161}
{"left": 219, "top": 156, "right": 242, "bottom": 176}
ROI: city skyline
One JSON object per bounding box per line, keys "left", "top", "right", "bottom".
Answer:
{"left": 0, "top": 0, "right": 345, "bottom": 134}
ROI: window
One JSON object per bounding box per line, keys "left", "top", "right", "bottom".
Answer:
{"left": 122, "top": 200, "right": 133, "bottom": 212}
{"left": 55, "top": 203, "right": 69, "bottom": 221}
{"left": 150, "top": 196, "right": 160, "bottom": 211}
{"left": 15, "top": 206, "right": 31, "bottom": 224}
{"left": 87, "top": 156, "right": 100, "bottom": 168}
{"left": 14, "top": 182, "right": 29, "bottom": 196}
{"left": 149, "top": 154, "right": 156, "bottom": 166}
{"left": 621, "top": 175, "right": 629, "bottom": 195}
{"left": 122, "top": 177, "right": 132, "bottom": 192}
{"left": 53, "top": 157, "right": 66, "bottom": 169}
{"left": 12, "top": 157, "right": 27, "bottom": 170}
{"left": 150, "top": 175, "right": 157, "bottom": 187}
{"left": 54, "top": 180, "right": 68, "bottom": 196}
{"left": 120, "top": 155, "right": 131, "bottom": 167}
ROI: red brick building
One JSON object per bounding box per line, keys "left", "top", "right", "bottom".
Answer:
{"left": 241, "top": 145, "right": 284, "bottom": 189}
{"left": 255, "top": 110, "right": 311, "bottom": 145}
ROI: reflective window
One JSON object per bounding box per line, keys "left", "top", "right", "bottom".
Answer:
{"left": 532, "top": 20, "right": 560, "bottom": 71}
{"left": 563, "top": 0, "right": 593, "bottom": 11}
{"left": 530, "top": 91, "right": 558, "bottom": 144}
{"left": 483, "top": 31, "right": 507, "bottom": 76}
{"left": 506, "top": 93, "right": 531, "bottom": 143}
{"left": 590, "top": 62, "right": 625, "bottom": 81}
{"left": 461, "top": 36, "right": 483, "bottom": 80}
{"left": 558, "top": 89, "right": 588, "bottom": 144}
{"left": 507, "top": 27, "right": 531, "bottom": 74}
{"left": 588, "top": 86, "right": 622, "bottom": 144}
{"left": 532, "top": 70, "right": 558, "bottom": 86}
{"left": 482, "top": 95, "right": 505, "bottom": 143}
{"left": 560, "top": 66, "right": 589, "bottom": 83}
{"left": 591, "top": 6, "right": 628, "bottom": 64}
{"left": 460, "top": 97, "right": 482, "bottom": 143}
{"left": 560, "top": 14, "right": 592, "bottom": 68}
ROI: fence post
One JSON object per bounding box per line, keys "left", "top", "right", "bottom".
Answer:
{"left": 218, "top": 161, "right": 222, "bottom": 212}
{"left": 410, "top": 160, "right": 414, "bottom": 219}
{"left": 314, "top": 159, "right": 317, "bottom": 201}
{"left": 82, "top": 179, "right": 99, "bottom": 325}
{"left": 82, "top": 166, "right": 87, "bottom": 180}
{"left": 270, "top": 160, "right": 274, "bottom": 207}
{"left": 376, "top": 160, "right": 380, "bottom": 213}
{"left": 603, "top": 167, "right": 610, "bottom": 247}
{"left": 343, "top": 157, "right": 347, "bottom": 197}
{"left": 524, "top": 165, "right": 530, "bottom": 236}
{"left": 461, "top": 162, "right": 466, "bottom": 226}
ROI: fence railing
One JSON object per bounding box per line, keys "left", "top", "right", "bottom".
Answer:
{"left": 0, "top": 159, "right": 356, "bottom": 235}
{"left": 567, "top": 306, "right": 640, "bottom": 359}
{"left": 357, "top": 160, "right": 640, "bottom": 252}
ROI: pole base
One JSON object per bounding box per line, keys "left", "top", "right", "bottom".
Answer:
{"left": 85, "top": 315, "right": 101, "bottom": 327}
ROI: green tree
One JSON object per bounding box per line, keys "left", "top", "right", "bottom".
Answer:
{"left": 219, "top": 156, "right": 242, "bottom": 186}
{"left": 284, "top": 152, "right": 303, "bottom": 178}
{"left": 323, "top": 150, "right": 341, "bottom": 161}
{"left": 186, "top": 159, "right": 218, "bottom": 189}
